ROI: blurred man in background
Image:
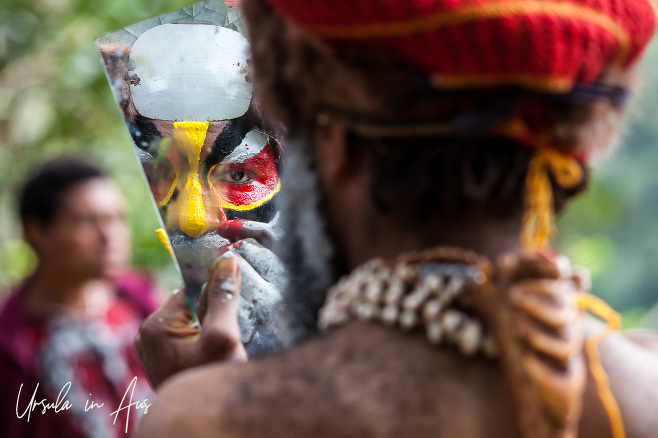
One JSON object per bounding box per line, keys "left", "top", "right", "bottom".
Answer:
{"left": 0, "top": 158, "right": 160, "bottom": 437}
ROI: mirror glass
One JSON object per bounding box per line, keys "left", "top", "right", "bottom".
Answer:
{"left": 96, "top": 0, "right": 286, "bottom": 355}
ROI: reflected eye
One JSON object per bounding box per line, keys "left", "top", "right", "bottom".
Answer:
{"left": 230, "top": 170, "right": 248, "bottom": 183}
{"left": 217, "top": 168, "right": 253, "bottom": 185}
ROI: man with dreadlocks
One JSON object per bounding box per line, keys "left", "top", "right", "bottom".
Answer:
{"left": 135, "top": 0, "right": 658, "bottom": 437}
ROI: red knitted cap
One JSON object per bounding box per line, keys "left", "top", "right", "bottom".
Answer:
{"left": 264, "top": 0, "right": 657, "bottom": 93}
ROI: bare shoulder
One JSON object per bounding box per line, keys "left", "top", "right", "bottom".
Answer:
{"left": 621, "top": 329, "right": 658, "bottom": 354}
{"left": 590, "top": 328, "right": 658, "bottom": 438}
{"left": 136, "top": 322, "right": 520, "bottom": 438}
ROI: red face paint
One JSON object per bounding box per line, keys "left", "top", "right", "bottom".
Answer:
{"left": 216, "top": 219, "right": 245, "bottom": 242}
{"left": 208, "top": 142, "right": 279, "bottom": 211}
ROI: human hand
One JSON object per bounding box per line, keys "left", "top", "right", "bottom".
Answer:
{"left": 474, "top": 251, "right": 588, "bottom": 438}
{"left": 217, "top": 237, "right": 290, "bottom": 355}
{"left": 135, "top": 254, "right": 247, "bottom": 390}
{"left": 167, "top": 216, "right": 289, "bottom": 356}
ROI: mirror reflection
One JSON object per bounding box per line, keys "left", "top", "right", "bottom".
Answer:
{"left": 96, "top": 0, "right": 287, "bottom": 356}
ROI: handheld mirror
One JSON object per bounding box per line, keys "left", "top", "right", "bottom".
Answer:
{"left": 96, "top": 0, "right": 286, "bottom": 355}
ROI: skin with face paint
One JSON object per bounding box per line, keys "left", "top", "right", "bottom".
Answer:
{"left": 137, "top": 114, "right": 288, "bottom": 356}
{"left": 97, "top": 17, "right": 288, "bottom": 356}
{"left": 145, "top": 119, "right": 280, "bottom": 237}
{"left": 137, "top": 100, "right": 284, "bottom": 355}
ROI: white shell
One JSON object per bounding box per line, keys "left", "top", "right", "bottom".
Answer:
{"left": 399, "top": 310, "right": 419, "bottom": 331}
{"left": 457, "top": 321, "right": 482, "bottom": 356}
{"left": 442, "top": 276, "right": 465, "bottom": 301}
{"left": 426, "top": 321, "right": 443, "bottom": 345}
{"left": 384, "top": 279, "right": 404, "bottom": 304}
{"left": 423, "top": 273, "right": 443, "bottom": 291}
{"left": 130, "top": 24, "right": 252, "bottom": 121}
{"left": 356, "top": 302, "right": 378, "bottom": 321}
{"left": 441, "top": 310, "right": 464, "bottom": 332}
{"left": 402, "top": 287, "right": 429, "bottom": 311}
{"left": 365, "top": 280, "right": 383, "bottom": 303}
{"left": 422, "top": 299, "right": 442, "bottom": 322}
{"left": 381, "top": 305, "right": 399, "bottom": 326}
{"left": 555, "top": 254, "right": 572, "bottom": 277}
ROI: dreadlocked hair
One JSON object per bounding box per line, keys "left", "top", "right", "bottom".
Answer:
{"left": 348, "top": 134, "right": 589, "bottom": 222}
{"left": 243, "top": 0, "right": 627, "bottom": 219}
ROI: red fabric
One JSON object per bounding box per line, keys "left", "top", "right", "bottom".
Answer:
{"left": 264, "top": 0, "right": 656, "bottom": 92}
{"left": 0, "top": 272, "right": 160, "bottom": 438}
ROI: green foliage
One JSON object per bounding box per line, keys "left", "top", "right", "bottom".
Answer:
{"left": 556, "top": 39, "right": 658, "bottom": 326}
{"left": 0, "top": 0, "right": 189, "bottom": 293}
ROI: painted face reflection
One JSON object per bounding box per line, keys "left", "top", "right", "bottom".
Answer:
{"left": 122, "top": 22, "right": 282, "bottom": 299}
{"left": 97, "top": 3, "right": 289, "bottom": 354}
{"left": 134, "top": 116, "right": 280, "bottom": 236}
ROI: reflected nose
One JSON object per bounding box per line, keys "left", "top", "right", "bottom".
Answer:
{"left": 172, "top": 121, "right": 212, "bottom": 238}
{"left": 178, "top": 170, "right": 209, "bottom": 238}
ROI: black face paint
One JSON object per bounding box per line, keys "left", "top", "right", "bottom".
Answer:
{"left": 130, "top": 118, "right": 162, "bottom": 152}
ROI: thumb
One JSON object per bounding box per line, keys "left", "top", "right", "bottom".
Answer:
{"left": 197, "top": 252, "right": 243, "bottom": 340}
{"left": 196, "top": 253, "right": 246, "bottom": 362}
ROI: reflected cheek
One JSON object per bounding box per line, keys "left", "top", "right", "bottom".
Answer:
{"left": 208, "top": 144, "right": 280, "bottom": 213}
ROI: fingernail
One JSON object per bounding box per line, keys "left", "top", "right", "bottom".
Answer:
{"left": 211, "top": 252, "right": 239, "bottom": 275}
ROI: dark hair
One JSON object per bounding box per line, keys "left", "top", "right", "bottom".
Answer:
{"left": 351, "top": 134, "right": 589, "bottom": 222}
{"left": 243, "top": 0, "right": 596, "bottom": 219}
{"left": 18, "top": 158, "right": 106, "bottom": 225}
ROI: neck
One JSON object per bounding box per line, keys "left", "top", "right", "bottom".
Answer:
{"left": 25, "top": 264, "right": 102, "bottom": 311}
{"left": 343, "top": 210, "right": 522, "bottom": 270}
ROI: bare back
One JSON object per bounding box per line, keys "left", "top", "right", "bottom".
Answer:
{"left": 138, "top": 321, "right": 636, "bottom": 438}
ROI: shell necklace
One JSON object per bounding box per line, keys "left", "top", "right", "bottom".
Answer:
{"left": 318, "top": 246, "right": 497, "bottom": 358}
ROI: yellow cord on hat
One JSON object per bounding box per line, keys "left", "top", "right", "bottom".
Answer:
{"left": 521, "top": 149, "right": 624, "bottom": 438}
{"left": 575, "top": 292, "right": 626, "bottom": 438}
{"left": 520, "top": 149, "right": 583, "bottom": 251}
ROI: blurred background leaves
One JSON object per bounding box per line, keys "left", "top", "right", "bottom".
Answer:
{"left": 556, "top": 38, "right": 658, "bottom": 330}
{"left": 0, "top": 0, "right": 190, "bottom": 294}
{"left": 1, "top": 0, "right": 657, "bottom": 329}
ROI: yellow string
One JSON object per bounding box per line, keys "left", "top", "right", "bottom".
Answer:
{"left": 575, "top": 292, "right": 626, "bottom": 438}
{"left": 520, "top": 149, "right": 584, "bottom": 250}
{"left": 155, "top": 228, "right": 174, "bottom": 258}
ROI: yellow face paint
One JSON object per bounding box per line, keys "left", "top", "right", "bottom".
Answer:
{"left": 155, "top": 228, "right": 173, "bottom": 257}
{"left": 157, "top": 171, "right": 179, "bottom": 208}
{"left": 172, "top": 120, "right": 210, "bottom": 238}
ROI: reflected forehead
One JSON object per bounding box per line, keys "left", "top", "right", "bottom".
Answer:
{"left": 129, "top": 24, "right": 252, "bottom": 122}
{"left": 146, "top": 119, "right": 271, "bottom": 166}
{"left": 148, "top": 119, "right": 230, "bottom": 138}
{"left": 222, "top": 129, "right": 269, "bottom": 164}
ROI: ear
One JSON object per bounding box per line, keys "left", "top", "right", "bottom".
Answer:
{"left": 312, "top": 117, "right": 349, "bottom": 186}
{"left": 312, "top": 117, "right": 369, "bottom": 189}
{"left": 22, "top": 218, "right": 45, "bottom": 255}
